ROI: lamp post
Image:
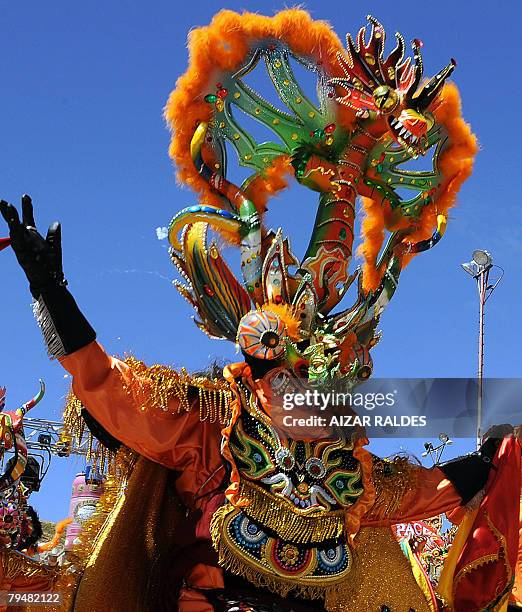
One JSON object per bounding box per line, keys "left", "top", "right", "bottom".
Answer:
{"left": 461, "top": 250, "right": 503, "bottom": 449}
{"left": 422, "top": 433, "right": 453, "bottom": 465}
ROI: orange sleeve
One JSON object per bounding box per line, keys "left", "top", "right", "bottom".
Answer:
{"left": 59, "top": 342, "right": 223, "bottom": 486}
{"left": 363, "top": 465, "right": 463, "bottom": 527}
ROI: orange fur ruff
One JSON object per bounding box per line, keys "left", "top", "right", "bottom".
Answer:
{"left": 164, "top": 9, "right": 353, "bottom": 210}
{"left": 358, "top": 83, "right": 478, "bottom": 292}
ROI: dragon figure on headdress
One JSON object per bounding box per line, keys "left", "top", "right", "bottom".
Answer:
{"left": 166, "top": 12, "right": 475, "bottom": 388}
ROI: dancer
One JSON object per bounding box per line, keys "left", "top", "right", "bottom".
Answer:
{"left": 1, "top": 10, "right": 519, "bottom": 612}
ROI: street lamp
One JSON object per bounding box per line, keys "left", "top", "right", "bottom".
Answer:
{"left": 461, "top": 250, "right": 503, "bottom": 448}
{"left": 422, "top": 433, "right": 454, "bottom": 464}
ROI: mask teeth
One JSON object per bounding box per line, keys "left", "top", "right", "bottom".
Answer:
{"left": 413, "top": 58, "right": 456, "bottom": 111}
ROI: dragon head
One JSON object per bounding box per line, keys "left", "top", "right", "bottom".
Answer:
{"left": 330, "top": 16, "right": 456, "bottom": 156}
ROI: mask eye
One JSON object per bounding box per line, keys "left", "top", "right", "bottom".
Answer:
{"left": 372, "top": 85, "right": 399, "bottom": 114}
{"left": 238, "top": 310, "right": 286, "bottom": 360}
{"left": 305, "top": 457, "right": 326, "bottom": 479}
{"left": 276, "top": 447, "right": 295, "bottom": 471}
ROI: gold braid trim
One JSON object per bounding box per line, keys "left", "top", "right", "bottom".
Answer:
{"left": 122, "top": 356, "right": 232, "bottom": 424}
{"left": 210, "top": 505, "right": 357, "bottom": 611}
{"left": 370, "top": 456, "right": 418, "bottom": 518}
{"left": 239, "top": 481, "right": 344, "bottom": 543}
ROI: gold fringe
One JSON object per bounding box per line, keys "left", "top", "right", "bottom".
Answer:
{"left": 210, "top": 505, "right": 355, "bottom": 611}
{"left": 239, "top": 481, "right": 344, "bottom": 543}
{"left": 61, "top": 357, "right": 234, "bottom": 472}
{"left": 370, "top": 456, "right": 418, "bottom": 518}
{"left": 61, "top": 390, "right": 117, "bottom": 474}
{"left": 121, "top": 356, "right": 232, "bottom": 424}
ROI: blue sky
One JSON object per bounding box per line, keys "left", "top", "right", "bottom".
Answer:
{"left": 1, "top": 1, "right": 521, "bottom": 521}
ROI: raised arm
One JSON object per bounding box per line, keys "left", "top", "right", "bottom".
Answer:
{"left": 0, "top": 196, "right": 223, "bottom": 473}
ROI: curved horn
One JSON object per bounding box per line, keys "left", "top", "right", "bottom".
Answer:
{"left": 405, "top": 214, "right": 447, "bottom": 254}
{"left": 16, "top": 379, "right": 45, "bottom": 419}
{"left": 168, "top": 205, "right": 242, "bottom": 250}
{"left": 413, "top": 59, "right": 456, "bottom": 111}
{"left": 408, "top": 39, "right": 424, "bottom": 98}
{"left": 188, "top": 122, "right": 263, "bottom": 296}
{"left": 0, "top": 417, "right": 27, "bottom": 493}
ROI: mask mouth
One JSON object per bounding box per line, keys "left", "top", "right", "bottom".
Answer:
{"left": 387, "top": 110, "right": 429, "bottom": 155}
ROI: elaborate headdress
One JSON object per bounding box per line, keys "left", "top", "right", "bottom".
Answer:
{"left": 0, "top": 380, "right": 45, "bottom": 492}
{"left": 165, "top": 10, "right": 476, "bottom": 385}
{"left": 0, "top": 381, "right": 45, "bottom": 548}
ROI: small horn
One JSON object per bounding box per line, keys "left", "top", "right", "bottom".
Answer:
{"left": 16, "top": 379, "right": 45, "bottom": 418}
{"left": 413, "top": 59, "right": 456, "bottom": 111}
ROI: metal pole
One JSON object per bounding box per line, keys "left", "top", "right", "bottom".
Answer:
{"left": 462, "top": 251, "right": 502, "bottom": 450}
{"left": 476, "top": 267, "right": 489, "bottom": 449}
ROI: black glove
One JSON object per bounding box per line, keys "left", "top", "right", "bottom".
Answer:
{"left": 0, "top": 195, "right": 95, "bottom": 357}
{"left": 439, "top": 424, "right": 513, "bottom": 504}
{"left": 0, "top": 195, "right": 65, "bottom": 299}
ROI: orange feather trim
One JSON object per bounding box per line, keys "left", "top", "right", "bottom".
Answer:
{"left": 359, "top": 83, "right": 477, "bottom": 292}
{"left": 357, "top": 196, "right": 386, "bottom": 292}
{"left": 244, "top": 155, "right": 294, "bottom": 214}
{"left": 164, "top": 9, "right": 352, "bottom": 210}
{"left": 262, "top": 302, "right": 301, "bottom": 341}
{"left": 401, "top": 83, "right": 478, "bottom": 268}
